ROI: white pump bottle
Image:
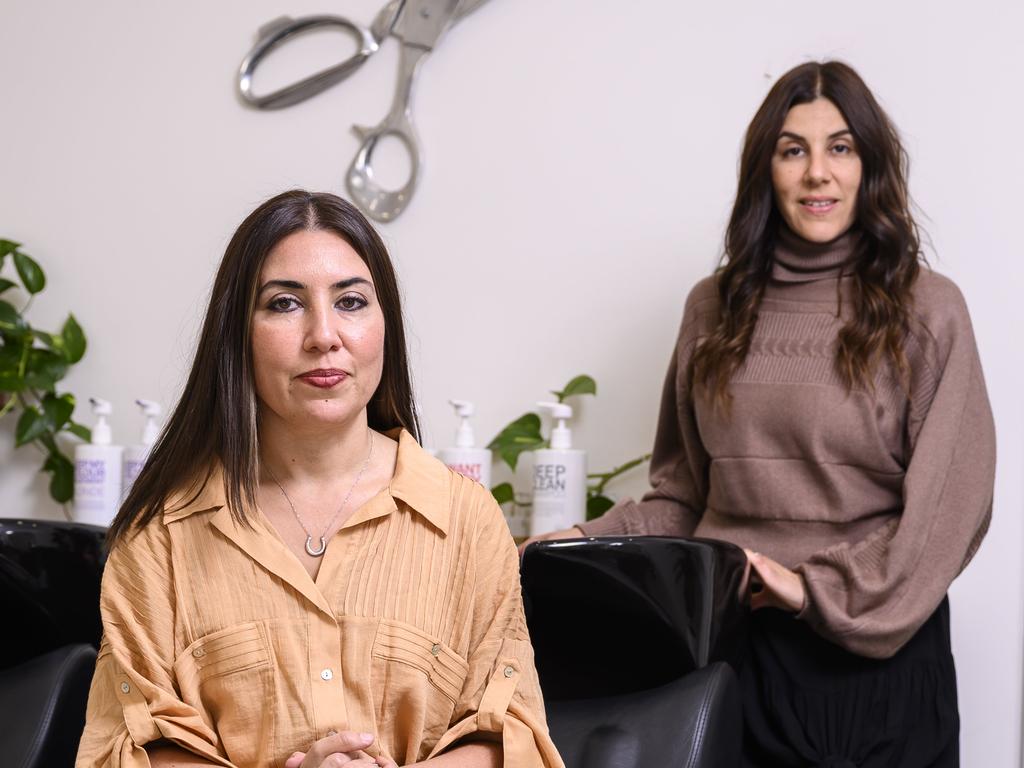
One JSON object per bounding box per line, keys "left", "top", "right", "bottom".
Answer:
{"left": 122, "top": 399, "right": 161, "bottom": 498}
{"left": 73, "top": 398, "right": 124, "bottom": 527}
{"left": 529, "top": 402, "right": 587, "bottom": 536}
{"left": 438, "top": 400, "right": 492, "bottom": 488}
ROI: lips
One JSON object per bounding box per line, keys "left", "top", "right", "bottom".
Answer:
{"left": 799, "top": 197, "right": 838, "bottom": 214}
{"left": 297, "top": 368, "right": 349, "bottom": 389}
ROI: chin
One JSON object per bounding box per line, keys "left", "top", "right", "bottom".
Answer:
{"left": 791, "top": 220, "right": 850, "bottom": 244}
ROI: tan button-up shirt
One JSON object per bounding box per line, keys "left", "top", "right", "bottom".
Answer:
{"left": 76, "top": 431, "right": 563, "bottom": 768}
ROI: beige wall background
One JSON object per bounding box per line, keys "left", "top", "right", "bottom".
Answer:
{"left": 2, "top": 1, "right": 1022, "bottom": 764}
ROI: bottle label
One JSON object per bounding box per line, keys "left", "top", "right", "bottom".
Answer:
{"left": 534, "top": 463, "right": 566, "bottom": 494}
{"left": 448, "top": 462, "right": 483, "bottom": 483}
{"left": 75, "top": 459, "right": 106, "bottom": 484}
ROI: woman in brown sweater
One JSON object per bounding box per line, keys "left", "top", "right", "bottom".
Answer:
{"left": 528, "top": 61, "right": 995, "bottom": 766}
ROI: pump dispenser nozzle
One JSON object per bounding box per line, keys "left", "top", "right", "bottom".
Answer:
{"left": 536, "top": 402, "right": 573, "bottom": 450}
{"left": 449, "top": 400, "right": 477, "bottom": 449}
{"left": 135, "top": 399, "right": 162, "bottom": 446}
{"left": 89, "top": 397, "right": 113, "bottom": 445}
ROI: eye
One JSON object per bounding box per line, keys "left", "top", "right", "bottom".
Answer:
{"left": 831, "top": 143, "right": 855, "bottom": 155}
{"left": 337, "top": 294, "right": 368, "bottom": 312}
{"left": 781, "top": 146, "right": 804, "bottom": 158}
{"left": 268, "top": 296, "right": 300, "bottom": 313}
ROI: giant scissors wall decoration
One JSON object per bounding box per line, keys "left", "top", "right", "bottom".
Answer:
{"left": 238, "top": 0, "right": 491, "bottom": 222}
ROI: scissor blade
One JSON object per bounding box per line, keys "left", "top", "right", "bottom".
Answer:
{"left": 369, "top": 0, "right": 405, "bottom": 43}
{"left": 391, "top": 0, "right": 463, "bottom": 50}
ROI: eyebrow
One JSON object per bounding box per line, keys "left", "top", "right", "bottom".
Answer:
{"left": 257, "top": 277, "right": 372, "bottom": 294}
{"left": 777, "top": 129, "right": 853, "bottom": 142}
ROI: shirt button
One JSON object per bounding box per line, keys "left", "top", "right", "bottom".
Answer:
{"left": 192, "top": 648, "right": 205, "bottom": 658}
{"left": 120, "top": 681, "right": 131, "bottom": 693}
{"left": 503, "top": 665, "right": 515, "bottom": 679}
{"left": 320, "top": 668, "right": 334, "bottom": 681}
{"left": 431, "top": 644, "right": 442, "bottom": 657}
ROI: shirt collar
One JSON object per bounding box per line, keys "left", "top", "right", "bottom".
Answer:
{"left": 163, "top": 428, "right": 451, "bottom": 535}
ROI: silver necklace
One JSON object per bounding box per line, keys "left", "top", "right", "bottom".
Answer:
{"left": 266, "top": 432, "right": 375, "bottom": 557}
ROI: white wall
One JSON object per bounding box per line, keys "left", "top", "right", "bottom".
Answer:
{"left": 2, "top": 1, "right": 1022, "bottom": 763}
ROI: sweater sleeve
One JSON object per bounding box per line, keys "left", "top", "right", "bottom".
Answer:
{"left": 579, "top": 284, "right": 712, "bottom": 538}
{"left": 794, "top": 275, "right": 996, "bottom": 659}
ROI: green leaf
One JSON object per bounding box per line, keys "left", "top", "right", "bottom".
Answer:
{"left": 61, "top": 313, "right": 86, "bottom": 363}
{"left": 552, "top": 374, "right": 597, "bottom": 402}
{"left": 43, "top": 450, "right": 75, "bottom": 503}
{"left": 0, "top": 278, "right": 16, "bottom": 294}
{"left": 0, "top": 299, "right": 26, "bottom": 333}
{"left": 586, "top": 494, "right": 615, "bottom": 521}
{"left": 0, "top": 239, "right": 20, "bottom": 263}
{"left": 0, "top": 343, "right": 24, "bottom": 392}
{"left": 23, "top": 349, "right": 68, "bottom": 391}
{"left": 13, "top": 251, "right": 45, "bottom": 294}
{"left": 487, "top": 412, "right": 545, "bottom": 470}
{"left": 42, "top": 392, "right": 75, "bottom": 431}
{"left": 66, "top": 421, "right": 91, "bottom": 441}
{"left": 490, "top": 482, "right": 515, "bottom": 506}
{"left": 15, "top": 405, "right": 48, "bottom": 446}
{"left": 32, "top": 328, "right": 59, "bottom": 348}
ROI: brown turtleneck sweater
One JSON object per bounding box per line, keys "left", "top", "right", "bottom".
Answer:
{"left": 579, "top": 228, "right": 996, "bottom": 659}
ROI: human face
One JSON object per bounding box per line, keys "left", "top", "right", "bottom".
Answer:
{"left": 771, "top": 98, "right": 862, "bottom": 243}
{"left": 250, "top": 229, "right": 385, "bottom": 430}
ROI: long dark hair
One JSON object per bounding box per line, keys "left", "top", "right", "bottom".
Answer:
{"left": 691, "top": 61, "right": 922, "bottom": 408}
{"left": 109, "top": 190, "right": 419, "bottom": 542}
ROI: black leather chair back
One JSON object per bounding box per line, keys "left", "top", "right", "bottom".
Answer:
{"left": 521, "top": 536, "right": 750, "bottom": 768}
{"left": 0, "top": 644, "right": 97, "bottom": 768}
{"left": 544, "top": 662, "right": 741, "bottom": 768}
{"left": 0, "top": 519, "right": 106, "bottom": 669}
{"left": 521, "top": 536, "right": 749, "bottom": 699}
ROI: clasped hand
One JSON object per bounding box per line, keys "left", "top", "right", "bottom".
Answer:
{"left": 284, "top": 731, "right": 399, "bottom": 768}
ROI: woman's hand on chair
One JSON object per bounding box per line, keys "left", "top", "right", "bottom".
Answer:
{"left": 284, "top": 732, "right": 398, "bottom": 768}
{"left": 517, "top": 526, "right": 585, "bottom": 556}
{"left": 744, "top": 549, "right": 806, "bottom": 613}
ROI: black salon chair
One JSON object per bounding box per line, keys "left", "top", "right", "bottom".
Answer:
{"left": 521, "top": 536, "right": 750, "bottom": 768}
{"left": 0, "top": 519, "right": 106, "bottom": 767}
{"left": 0, "top": 643, "right": 97, "bottom": 768}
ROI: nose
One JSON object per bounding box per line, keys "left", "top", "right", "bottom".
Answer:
{"left": 804, "top": 147, "right": 831, "bottom": 186}
{"left": 302, "top": 303, "right": 342, "bottom": 354}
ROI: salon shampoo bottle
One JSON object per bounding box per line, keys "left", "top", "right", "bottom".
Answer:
{"left": 122, "top": 398, "right": 161, "bottom": 499}
{"left": 73, "top": 398, "right": 124, "bottom": 527}
{"left": 530, "top": 402, "right": 586, "bottom": 536}
{"left": 438, "top": 400, "right": 492, "bottom": 488}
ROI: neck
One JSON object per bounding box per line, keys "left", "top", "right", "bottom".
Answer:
{"left": 258, "top": 409, "right": 373, "bottom": 485}
{"left": 772, "top": 224, "right": 859, "bottom": 283}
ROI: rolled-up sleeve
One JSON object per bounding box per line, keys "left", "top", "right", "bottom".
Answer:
{"left": 76, "top": 521, "right": 234, "bottom": 768}
{"left": 427, "top": 496, "right": 563, "bottom": 767}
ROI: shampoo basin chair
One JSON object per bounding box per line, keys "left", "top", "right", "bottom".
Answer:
{"left": 521, "top": 536, "right": 750, "bottom": 768}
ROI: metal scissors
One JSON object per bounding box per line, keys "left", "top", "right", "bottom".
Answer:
{"left": 238, "top": 0, "right": 490, "bottom": 222}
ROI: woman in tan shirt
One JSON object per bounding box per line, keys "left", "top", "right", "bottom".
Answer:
{"left": 76, "top": 191, "right": 563, "bottom": 768}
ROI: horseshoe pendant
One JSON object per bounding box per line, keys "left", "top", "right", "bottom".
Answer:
{"left": 305, "top": 535, "right": 327, "bottom": 557}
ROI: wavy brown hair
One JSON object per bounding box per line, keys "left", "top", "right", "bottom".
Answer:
{"left": 109, "top": 190, "right": 420, "bottom": 542}
{"left": 691, "top": 61, "right": 922, "bottom": 408}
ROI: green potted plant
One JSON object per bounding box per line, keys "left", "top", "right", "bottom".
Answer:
{"left": 487, "top": 374, "right": 650, "bottom": 520}
{"left": 0, "top": 238, "right": 90, "bottom": 508}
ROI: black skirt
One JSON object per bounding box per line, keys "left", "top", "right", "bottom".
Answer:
{"left": 739, "top": 597, "right": 959, "bottom": 768}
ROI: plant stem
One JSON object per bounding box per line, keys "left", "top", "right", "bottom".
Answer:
{"left": 0, "top": 392, "right": 17, "bottom": 419}
{"left": 587, "top": 453, "right": 652, "bottom": 495}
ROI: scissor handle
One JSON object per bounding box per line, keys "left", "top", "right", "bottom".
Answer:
{"left": 346, "top": 45, "right": 427, "bottom": 222}
{"left": 238, "top": 15, "right": 379, "bottom": 110}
